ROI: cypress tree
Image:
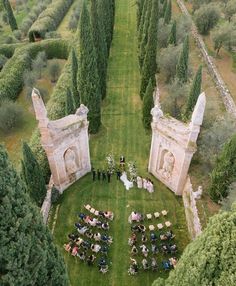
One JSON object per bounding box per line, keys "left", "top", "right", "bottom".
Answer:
{"left": 153, "top": 206, "right": 236, "bottom": 286}
{"left": 142, "top": 80, "right": 154, "bottom": 129}
{"left": 78, "top": 1, "right": 101, "bottom": 134}
{"left": 176, "top": 35, "right": 189, "bottom": 83}
{"left": 138, "top": 0, "right": 148, "bottom": 46}
{"left": 161, "top": 0, "right": 167, "bottom": 18}
{"left": 71, "top": 48, "right": 79, "bottom": 106}
{"left": 65, "top": 88, "right": 76, "bottom": 115}
{"left": 139, "top": 0, "right": 152, "bottom": 70}
{"left": 137, "top": 0, "right": 145, "bottom": 30}
{"left": 0, "top": 145, "right": 69, "bottom": 286}
{"left": 91, "top": 0, "right": 107, "bottom": 99}
{"left": 168, "top": 20, "right": 177, "bottom": 46}
{"left": 140, "top": 0, "right": 159, "bottom": 99}
{"left": 185, "top": 65, "right": 202, "bottom": 118}
{"left": 3, "top": 0, "right": 17, "bottom": 31}
{"left": 209, "top": 134, "right": 236, "bottom": 203}
{"left": 97, "top": 0, "right": 112, "bottom": 54}
{"left": 21, "top": 142, "right": 46, "bottom": 206}
{"left": 164, "top": 0, "right": 172, "bottom": 24}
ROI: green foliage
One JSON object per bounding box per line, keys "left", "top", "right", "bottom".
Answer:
{"left": 152, "top": 207, "right": 236, "bottom": 286}
{"left": 161, "top": 0, "right": 167, "bottom": 18}
{"left": 225, "top": 0, "right": 236, "bottom": 22}
{"left": 2, "top": 0, "right": 18, "bottom": 31}
{"left": 71, "top": 48, "right": 79, "bottom": 105}
{"left": 21, "top": 142, "right": 47, "bottom": 206}
{"left": 221, "top": 182, "right": 236, "bottom": 211}
{"left": 65, "top": 88, "right": 76, "bottom": 115}
{"left": 0, "top": 145, "right": 69, "bottom": 285}
{"left": 142, "top": 80, "right": 154, "bottom": 129}
{"left": 176, "top": 35, "right": 189, "bottom": 83}
{"left": 51, "top": 185, "right": 60, "bottom": 204}
{"left": 209, "top": 134, "right": 236, "bottom": 203}
{"left": 28, "top": 0, "right": 73, "bottom": 42}
{"left": 194, "top": 4, "right": 220, "bottom": 35}
{"left": 164, "top": 0, "right": 171, "bottom": 24}
{"left": 78, "top": 2, "right": 101, "bottom": 134}
{"left": 0, "top": 39, "right": 69, "bottom": 101}
{"left": 91, "top": 0, "right": 108, "bottom": 100}
{"left": 138, "top": 0, "right": 148, "bottom": 46}
{"left": 212, "top": 22, "right": 236, "bottom": 55}
{"left": 0, "top": 54, "right": 7, "bottom": 70}
{"left": 139, "top": 0, "right": 152, "bottom": 69}
{"left": 140, "top": 0, "right": 159, "bottom": 99}
{"left": 185, "top": 65, "right": 202, "bottom": 118}
{"left": 49, "top": 59, "right": 61, "bottom": 82}
{"left": 199, "top": 114, "right": 236, "bottom": 169}
{"left": 160, "top": 44, "right": 181, "bottom": 82}
{"left": 0, "top": 100, "right": 23, "bottom": 132}
{"left": 168, "top": 20, "right": 177, "bottom": 46}
{"left": 0, "top": 43, "right": 24, "bottom": 58}
{"left": 136, "top": 0, "right": 145, "bottom": 30}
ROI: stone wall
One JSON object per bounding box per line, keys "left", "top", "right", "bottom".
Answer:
{"left": 40, "top": 176, "right": 53, "bottom": 224}
{"left": 176, "top": 0, "right": 236, "bottom": 118}
{"left": 183, "top": 176, "right": 202, "bottom": 239}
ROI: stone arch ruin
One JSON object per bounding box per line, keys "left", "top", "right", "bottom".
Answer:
{"left": 32, "top": 88, "right": 91, "bottom": 193}
{"left": 148, "top": 92, "right": 206, "bottom": 196}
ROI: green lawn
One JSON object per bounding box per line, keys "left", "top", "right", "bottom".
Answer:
{"left": 52, "top": 0, "right": 189, "bottom": 285}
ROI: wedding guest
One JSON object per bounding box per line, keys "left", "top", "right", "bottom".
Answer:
{"left": 102, "top": 170, "right": 106, "bottom": 181}
{"left": 107, "top": 171, "right": 111, "bottom": 183}
{"left": 142, "top": 177, "right": 147, "bottom": 189}
{"left": 147, "top": 180, "right": 154, "bottom": 193}
{"left": 92, "top": 168, "right": 96, "bottom": 181}
{"left": 137, "top": 176, "right": 143, "bottom": 189}
{"left": 116, "top": 169, "right": 121, "bottom": 180}
{"left": 97, "top": 169, "right": 101, "bottom": 181}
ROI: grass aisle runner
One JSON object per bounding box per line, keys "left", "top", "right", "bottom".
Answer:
{"left": 53, "top": 0, "right": 189, "bottom": 285}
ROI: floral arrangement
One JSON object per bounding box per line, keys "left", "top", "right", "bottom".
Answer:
{"left": 127, "top": 161, "right": 137, "bottom": 182}
{"left": 106, "top": 153, "right": 116, "bottom": 174}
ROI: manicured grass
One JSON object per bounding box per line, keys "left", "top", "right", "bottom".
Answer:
{"left": 53, "top": 1, "right": 189, "bottom": 285}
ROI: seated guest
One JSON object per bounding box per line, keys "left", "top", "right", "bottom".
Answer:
{"left": 77, "top": 226, "right": 88, "bottom": 235}
{"left": 68, "top": 233, "right": 77, "bottom": 241}
{"left": 141, "top": 234, "right": 147, "bottom": 243}
{"left": 166, "top": 230, "right": 175, "bottom": 240}
{"left": 64, "top": 243, "right": 72, "bottom": 252}
{"left": 162, "top": 260, "right": 171, "bottom": 271}
{"left": 78, "top": 251, "right": 86, "bottom": 261}
{"left": 86, "top": 231, "right": 93, "bottom": 239}
{"left": 89, "top": 218, "right": 98, "bottom": 227}
{"left": 75, "top": 237, "right": 84, "bottom": 246}
{"left": 99, "top": 264, "right": 109, "bottom": 274}
{"left": 160, "top": 233, "right": 168, "bottom": 241}
{"left": 78, "top": 213, "right": 86, "bottom": 220}
{"left": 151, "top": 243, "right": 159, "bottom": 254}
{"left": 96, "top": 220, "right": 102, "bottom": 228}
{"left": 140, "top": 244, "right": 149, "bottom": 257}
{"left": 146, "top": 179, "right": 154, "bottom": 193}
{"left": 101, "top": 245, "right": 108, "bottom": 256}
{"left": 142, "top": 178, "right": 147, "bottom": 190}
{"left": 75, "top": 222, "right": 83, "bottom": 229}
{"left": 136, "top": 176, "right": 143, "bottom": 189}
{"left": 94, "top": 232, "right": 101, "bottom": 241}
{"left": 161, "top": 244, "right": 171, "bottom": 254}
{"left": 151, "top": 257, "right": 158, "bottom": 271}
{"left": 102, "top": 222, "right": 109, "bottom": 231}
{"left": 98, "top": 257, "right": 107, "bottom": 267}
{"left": 104, "top": 211, "right": 114, "bottom": 220}
{"left": 72, "top": 246, "right": 79, "bottom": 256}
{"left": 131, "top": 245, "right": 138, "bottom": 255}
{"left": 128, "top": 233, "right": 137, "bottom": 246}
{"left": 169, "top": 257, "right": 178, "bottom": 268}
{"left": 138, "top": 224, "right": 146, "bottom": 233}
{"left": 87, "top": 254, "right": 96, "bottom": 266}
{"left": 81, "top": 240, "right": 91, "bottom": 250}
{"left": 91, "top": 244, "right": 101, "bottom": 253}
{"left": 101, "top": 234, "right": 113, "bottom": 244}
{"left": 170, "top": 244, "right": 178, "bottom": 253}
{"left": 131, "top": 225, "right": 139, "bottom": 233}
{"left": 150, "top": 232, "right": 157, "bottom": 242}
{"left": 142, "top": 258, "right": 149, "bottom": 270}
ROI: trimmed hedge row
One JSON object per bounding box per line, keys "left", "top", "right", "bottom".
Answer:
{"left": 28, "top": 0, "right": 74, "bottom": 42}
{"left": 0, "top": 39, "right": 70, "bottom": 101}
{"left": 0, "top": 43, "right": 25, "bottom": 58}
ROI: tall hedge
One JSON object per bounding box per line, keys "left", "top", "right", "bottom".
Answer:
{"left": 28, "top": 0, "right": 74, "bottom": 42}
{"left": 0, "top": 39, "right": 69, "bottom": 102}
{"left": 2, "top": 0, "right": 18, "bottom": 31}
{"left": 209, "top": 134, "right": 236, "bottom": 203}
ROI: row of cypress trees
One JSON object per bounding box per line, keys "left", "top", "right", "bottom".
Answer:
{"left": 2, "top": 0, "right": 18, "bottom": 31}
{"left": 138, "top": 0, "right": 203, "bottom": 129}
{"left": 77, "top": 0, "right": 115, "bottom": 134}
{"left": 0, "top": 145, "right": 69, "bottom": 285}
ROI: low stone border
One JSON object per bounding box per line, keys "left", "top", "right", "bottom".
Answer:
{"left": 176, "top": 0, "right": 236, "bottom": 118}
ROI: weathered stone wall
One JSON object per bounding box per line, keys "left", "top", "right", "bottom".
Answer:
{"left": 40, "top": 176, "right": 53, "bottom": 224}
{"left": 183, "top": 176, "right": 202, "bottom": 239}
{"left": 176, "top": 0, "right": 236, "bottom": 118}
